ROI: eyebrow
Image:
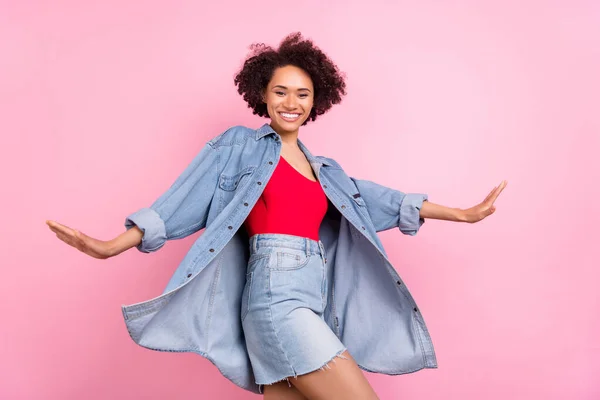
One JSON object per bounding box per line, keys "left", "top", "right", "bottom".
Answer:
{"left": 272, "top": 85, "right": 312, "bottom": 92}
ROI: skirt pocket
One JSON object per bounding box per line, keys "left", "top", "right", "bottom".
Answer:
{"left": 273, "top": 249, "right": 311, "bottom": 271}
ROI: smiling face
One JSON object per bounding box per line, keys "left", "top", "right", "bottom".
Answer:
{"left": 263, "top": 65, "right": 314, "bottom": 136}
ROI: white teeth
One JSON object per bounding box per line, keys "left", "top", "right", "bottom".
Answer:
{"left": 280, "top": 113, "right": 300, "bottom": 119}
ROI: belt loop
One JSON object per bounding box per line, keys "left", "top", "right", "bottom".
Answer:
{"left": 305, "top": 238, "right": 309, "bottom": 257}
{"left": 252, "top": 236, "right": 257, "bottom": 253}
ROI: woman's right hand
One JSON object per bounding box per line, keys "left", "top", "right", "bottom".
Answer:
{"left": 46, "top": 220, "right": 115, "bottom": 259}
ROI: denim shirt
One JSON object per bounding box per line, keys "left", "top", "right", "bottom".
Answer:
{"left": 122, "top": 123, "right": 438, "bottom": 394}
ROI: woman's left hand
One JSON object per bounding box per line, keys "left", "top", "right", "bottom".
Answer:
{"left": 460, "top": 180, "right": 507, "bottom": 223}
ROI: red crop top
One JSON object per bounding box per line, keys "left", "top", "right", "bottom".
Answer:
{"left": 244, "top": 156, "right": 328, "bottom": 241}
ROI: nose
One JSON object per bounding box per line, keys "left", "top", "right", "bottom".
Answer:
{"left": 283, "top": 95, "right": 297, "bottom": 109}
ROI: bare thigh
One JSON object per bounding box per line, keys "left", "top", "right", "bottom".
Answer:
{"left": 289, "top": 350, "right": 379, "bottom": 400}
{"left": 263, "top": 381, "right": 308, "bottom": 400}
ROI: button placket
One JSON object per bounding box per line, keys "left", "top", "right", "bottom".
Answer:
{"left": 318, "top": 169, "right": 426, "bottom": 328}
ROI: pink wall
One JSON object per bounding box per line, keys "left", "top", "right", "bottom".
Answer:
{"left": 1, "top": 1, "right": 598, "bottom": 399}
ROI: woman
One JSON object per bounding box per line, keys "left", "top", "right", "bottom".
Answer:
{"left": 47, "top": 33, "right": 506, "bottom": 399}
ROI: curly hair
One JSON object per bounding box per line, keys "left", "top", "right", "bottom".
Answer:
{"left": 234, "top": 32, "right": 347, "bottom": 125}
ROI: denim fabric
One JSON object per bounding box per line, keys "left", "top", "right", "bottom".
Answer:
{"left": 243, "top": 233, "right": 347, "bottom": 393}
{"left": 121, "top": 123, "right": 437, "bottom": 394}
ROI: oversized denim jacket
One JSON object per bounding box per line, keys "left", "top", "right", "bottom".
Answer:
{"left": 122, "top": 123, "right": 438, "bottom": 394}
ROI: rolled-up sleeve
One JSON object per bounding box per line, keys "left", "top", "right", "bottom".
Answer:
{"left": 124, "top": 141, "right": 220, "bottom": 253}
{"left": 350, "top": 177, "right": 428, "bottom": 235}
{"left": 125, "top": 208, "right": 168, "bottom": 253}
{"left": 398, "top": 192, "right": 428, "bottom": 236}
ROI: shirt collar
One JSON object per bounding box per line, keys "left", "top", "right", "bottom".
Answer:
{"left": 255, "top": 123, "right": 331, "bottom": 167}
{"left": 255, "top": 123, "right": 277, "bottom": 140}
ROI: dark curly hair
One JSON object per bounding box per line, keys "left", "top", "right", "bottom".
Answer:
{"left": 234, "top": 32, "right": 347, "bottom": 125}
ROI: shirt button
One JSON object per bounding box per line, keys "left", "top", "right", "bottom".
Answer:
{"left": 244, "top": 202, "right": 248, "bottom": 206}
{"left": 257, "top": 182, "right": 262, "bottom": 185}
{"left": 341, "top": 205, "right": 346, "bottom": 209}
{"left": 187, "top": 273, "right": 192, "bottom": 278}
{"left": 268, "top": 161, "right": 273, "bottom": 165}
{"left": 209, "top": 248, "right": 215, "bottom": 252}
{"left": 413, "top": 307, "right": 418, "bottom": 312}
{"left": 323, "top": 185, "right": 328, "bottom": 188}
{"left": 228, "top": 226, "right": 233, "bottom": 230}
{"left": 396, "top": 280, "right": 402, "bottom": 285}
{"left": 361, "top": 226, "right": 365, "bottom": 230}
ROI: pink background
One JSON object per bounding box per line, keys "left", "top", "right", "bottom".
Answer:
{"left": 1, "top": 1, "right": 599, "bottom": 399}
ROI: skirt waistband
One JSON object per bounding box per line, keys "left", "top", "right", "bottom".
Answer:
{"left": 249, "top": 233, "right": 324, "bottom": 257}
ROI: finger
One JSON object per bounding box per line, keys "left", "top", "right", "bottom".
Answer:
{"left": 48, "top": 224, "right": 71, "bottom": 237}
{"left": 488, "top": 180, "right": 507, "bottom": 204}
{"left": 497, "top": 180, "right": 507, "bottom": 193}
{"left": 483, "top": 186, "right": 498, "bottom": 203}
{"left": 56, "top": 231, "right": 105, "bottom": 258}
{"left": 56, "top": 231, "right": 79, "bottom": 249}
{"left": 484, "top": 180, "right": 505, "bottom": 204}
{"left": 48, "top": 221, "right": 77, "bottom": 237}
{"left": 49, "top": 225, "right": 79, "bottom": 243}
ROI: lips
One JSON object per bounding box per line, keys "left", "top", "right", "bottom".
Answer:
{"left": 278, "top": 112, "right": 301, "bottom": 122}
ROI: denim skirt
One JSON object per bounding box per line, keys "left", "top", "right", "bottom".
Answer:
{"left": 242, "top": 233, "right": 348, "bottom": 392}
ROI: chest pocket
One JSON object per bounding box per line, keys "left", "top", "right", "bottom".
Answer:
{"left": 219, "top": 166, "right": 256, "bottom": 191}
{"left": 350, "top": 192, "right": 371, "bottom": 222}
{"left": 351, "top": 193, "right": 366, "bottom": 207}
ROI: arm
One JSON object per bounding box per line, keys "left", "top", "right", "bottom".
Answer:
{"left": 118, "top": 179, "right": 466, "bottom": 246}
{"left": 351, "top": 178, "right": 507, "bottom": 232}
{"left": 350, "top": 177, "right": 427, "bottom": 235}
{"left": 421, "top": 180, "right": 507, "bottom": 223}
{"left": 108, "top": 225, "right": 144, "bottom": 256}
{"left": 46, "top": 219, "right": 143, "bottom": 259}
{"left": 124, "top": 141, "right": 220, "bottom": 253}
{"left": 419, "top": 201, "right": 465, "bottom": 222}
{"left": 47, "top": 140, "right": 219, "bottom": 257}
{"left": 46, "top": 139, "right": 221, "bottom": 258}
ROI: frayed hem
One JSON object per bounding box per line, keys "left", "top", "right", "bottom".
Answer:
{"left": 315, "top": 347, "right": 349, "bottom": 372}
{"left": 257, "top": 348, "right": 349, "bottom": 394}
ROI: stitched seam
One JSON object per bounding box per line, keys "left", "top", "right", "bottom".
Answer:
{"left": 123, "top": 340, "right": 259, "bottom": 393}
{"left": 358, "top": 362, "right": 430, "bottom": 375}
{"left": 219, "top": 166, "right": 257, "bottom": 191}
{"left": 266, "top": 267, "right": 297, "bottom": 377}
{"left": 330, "top": 265, "right": 340, "bottom": 338}
{"left": 321, "top": 257, "right": 326, "bottom": 309}
{"left": 170, "top": 221, "right": 203, "bottom": 239}
{"left": 248, "top": 253, "right": 270, "bottom": 264}
{"left": 204, "top": 255, "right": 222, "bottom": 349}
{"left": 413, "top": 313, "right": 427, "bottom": 365}
{"left": 241, "top": 271, "right": 252, "bottom": 322}
{"left": 271, "top": 252, "right": 310, "bottom": 271}
{"left": 217, "top": 148, "right": 224, "bottom": 213}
